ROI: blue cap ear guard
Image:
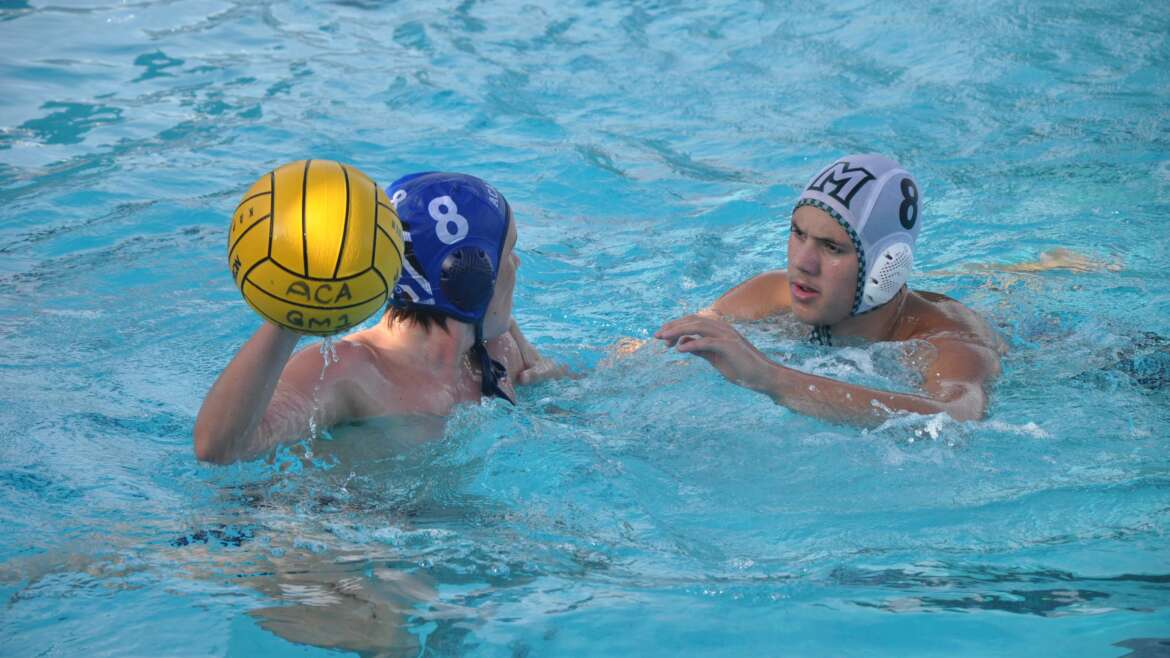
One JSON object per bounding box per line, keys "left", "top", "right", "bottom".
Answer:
{"left": 388, "top": 171, "right": 510, "bottom": 322}
{"left": 388, "top": 172, "right": 515, "bottom": 404}
{"left": 439, "top": 246, "right": 495, "bottom": 314}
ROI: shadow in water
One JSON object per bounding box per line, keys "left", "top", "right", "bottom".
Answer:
{"left": 834, "top": 563, "right": 1170, "bottom": 618}
{"left": 1113, "top": 638, "right": 1170, "bottom": 658}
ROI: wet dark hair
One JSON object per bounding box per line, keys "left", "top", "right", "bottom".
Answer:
{"left": 383, "top": 306, "right": 449, "bottom": 333}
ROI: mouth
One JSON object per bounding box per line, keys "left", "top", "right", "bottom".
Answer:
{"left": 790, "top": 280, "right": 820, "bottom": 302}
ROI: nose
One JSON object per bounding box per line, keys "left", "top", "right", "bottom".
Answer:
{"left": 790, "top": 236, "right": 819, "bottom": 276}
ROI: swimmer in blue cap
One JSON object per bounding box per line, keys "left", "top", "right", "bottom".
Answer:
{"left": 656, "top": 154, "right": 1004, "bottom": 424}
{"left": 195, "top": 172, "right": 564, "bottom": 464}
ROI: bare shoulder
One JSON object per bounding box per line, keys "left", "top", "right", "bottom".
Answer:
{"left": 335, "top": 331, "right": 414, "bottom": 388}
{"left": 903, "top": 290, "right": 1006, "bottom": 354}
{"left": 283, "top": 334, "right": 380, "bottom": 383}
{"left": 711, "top": 269, "right": 791, "bottom": 320}
{"left": 752, "top": 269, "right": 791, "bottom": 294}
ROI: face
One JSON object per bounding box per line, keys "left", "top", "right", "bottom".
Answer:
{"left": 482, "top": 217, "right": 519, "bottom": 339}
{"left": 786, "top": 205, "right": 860, "bottom": 326}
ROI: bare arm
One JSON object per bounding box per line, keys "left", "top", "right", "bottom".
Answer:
{"left": 507, "top": 319, "right": 568, "bottom": 386}
{"left": 972, "top": 248, "right": 1120, "bottom": 274}
{"left": 655, "top": 315, "right": 999, "bottom": 426}
{"left": 751, "top": 338, "right": 998, "bottom": 425}
{"left": 593, "top": 272, "right": 791, "bottom": 364}
{"left": 193, "top": 324, "right": 357, "bottom": 464}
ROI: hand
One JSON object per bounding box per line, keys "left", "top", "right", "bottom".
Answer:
{"left": 504, "top": 319, "right": 572, "bottom": 386}
{"left": 516, "top": 357, "right": 571, "bottom": 386}
{"left": 654, "top": 314, "right": 776, "bottom": 392}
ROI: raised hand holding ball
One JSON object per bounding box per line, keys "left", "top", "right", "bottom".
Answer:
{"left": 227, "top": 160, "right": 405, "bottom": 336}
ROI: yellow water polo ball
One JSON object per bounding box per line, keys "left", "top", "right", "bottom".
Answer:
{"left": 227, "top": 159, "right": 405, "bottom": 336}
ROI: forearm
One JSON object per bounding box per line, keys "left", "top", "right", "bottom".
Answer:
{"left": 508, "top": 319, "right": 569, "bottom": 386}
{"left": 193, "top": 323, "right": 300, "bottom": 463}
{"left": 755, "top": 362, "right": 970, "bottom": 427}
{"left": 508, "top": 318, "right": 543, "bottom": 368}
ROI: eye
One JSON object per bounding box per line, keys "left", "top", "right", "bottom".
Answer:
{"left": 824, "top": 242, "right": 842, "bottom": 254}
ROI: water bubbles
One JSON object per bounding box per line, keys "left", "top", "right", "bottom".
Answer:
{"left": 978, "top": 420, "right": 1050, "bottom": 439}
{"left": 307, "top": 336, "right": 342, "bottom": 438}
{"left": 922, "top": 414, "right": 946, "bottom": 440}
{"left": 372, "top": 526, "right": 406, "bottom": 547}
{"left": 729, "top": 557, "right": 755, "bottom": 570}
{"left": 292, "top": 537, "right": 328, "bottom": 554}
{"left": 318, "top": 335, "right": 339, "bottom": 379}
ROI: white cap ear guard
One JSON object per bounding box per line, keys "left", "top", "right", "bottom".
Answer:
{"left": 860, "top": 240, "right": 913, "bottom": 312}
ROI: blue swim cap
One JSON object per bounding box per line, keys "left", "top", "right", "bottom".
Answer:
{"left": 388, "top": 172, "right": 511, "bottom": 324}
{"left": 387, "top": 171, "right": 515, "bottom": 404}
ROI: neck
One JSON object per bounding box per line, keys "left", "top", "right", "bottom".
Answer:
{"left": 376, "top": 316, "right": 478, "bottom": 378}
{"left": 828, "top": 287, "right": 908, "bottom": 343}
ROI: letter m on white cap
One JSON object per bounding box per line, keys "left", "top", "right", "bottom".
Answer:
{"left": 808, "top": 161, "right": 875, "bottom": 208}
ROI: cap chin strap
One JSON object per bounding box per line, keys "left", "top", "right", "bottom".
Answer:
{"left": 809, "top": 325, "right": 833, "bottom": 346}
{"left": 433, "top": 244, "right": 513, "bottom": 404}
{"left": 473, "top": 322, "right": 515, "bottom": 405}
{"left": 808, "top": 284, "right": 908, "bottom": 348}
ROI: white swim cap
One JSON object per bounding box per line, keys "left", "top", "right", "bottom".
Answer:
{"left": 794, "top": 154, "right": 921, "bottom": 315}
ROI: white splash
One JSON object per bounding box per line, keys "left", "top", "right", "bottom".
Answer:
{"left": 979, "top": 420, "right": 1051, "bottom": 439}
{"left": 308, "top": 336, "right": 341, "bottom": 439}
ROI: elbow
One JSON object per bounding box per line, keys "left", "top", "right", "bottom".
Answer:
{"left": 943, "top": 396, "right": 987, "bottom": 423}
{"left": 193, "top": 422, "right": 234, "bottom": 465}
{"left": 934, "top": 384, "right": 988, "bottom": 423}
{"left": 194, "top": 445, "right": 229, "bottom": 465}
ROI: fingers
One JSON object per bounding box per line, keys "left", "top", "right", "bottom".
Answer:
{"left": 516, "top": 359, "right": 573, "bottom": 386}
{"left": 655, "top": 314, "right": 707, "bottom": 339}
{"left": 654, "top": 315, "right": 733, "bottom": 344}
{"left": 653, "top": 317, "right": 688, "bottom": 343}
{"left": 675, "top": 336, "right": 719, "bottom": 354}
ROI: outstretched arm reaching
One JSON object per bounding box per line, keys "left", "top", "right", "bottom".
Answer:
{"left": 654, "top": 314, "right": 998, "bottom": 426}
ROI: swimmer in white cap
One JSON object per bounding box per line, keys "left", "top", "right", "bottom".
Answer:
{"left": 655, "top": 154, "right": 1004, "bottom": 424}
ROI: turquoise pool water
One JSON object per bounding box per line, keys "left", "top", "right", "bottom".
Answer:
{"left": 2, "top": 1, "right": 1169, "bottom": 656}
